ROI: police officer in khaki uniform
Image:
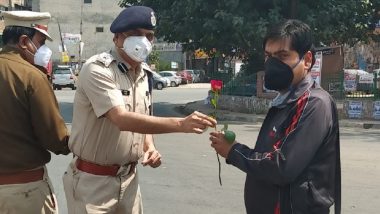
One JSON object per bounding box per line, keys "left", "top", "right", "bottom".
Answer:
{"left": 0, "top": 11, "right": 70, "bottom": 214}
{"left": 63, "top": 6, "right": 216, "bottom": 214}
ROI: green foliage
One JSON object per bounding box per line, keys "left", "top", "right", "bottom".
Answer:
{"left": 157, "top": 60, "right": 171, "bottom": 71}
{"left": 147, "top": 49, "right": 160, "bottom": 69}
{"left": 119, "top": 0, "right": 380, "bottom": 73}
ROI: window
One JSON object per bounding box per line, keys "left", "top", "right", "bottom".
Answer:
{"left": 84, "top": 0, "right": 92, "bottom": 4}
{"left": 96, "top": 27, "right": 104, "bottom": 33}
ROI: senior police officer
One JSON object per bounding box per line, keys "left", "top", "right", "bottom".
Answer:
{"left": 63, "top": 6, "right": 216, "bottom": 214}
{"left": 0, "top": 11, "right": 70, "bottom": 213}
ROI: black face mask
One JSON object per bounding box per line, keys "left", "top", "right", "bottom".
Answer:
{"left": 264, "top": 57, "right": 302, "bottom": 91}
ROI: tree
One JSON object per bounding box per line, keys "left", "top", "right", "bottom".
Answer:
{"left": 119, "top": 0, "right": 380, "bottom": 74}
{"left": 147, "top": 48, "right": 160, "bottom": 71}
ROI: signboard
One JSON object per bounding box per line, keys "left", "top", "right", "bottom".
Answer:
{"left": 171, "top": 61, "right": 178, "bottom": 69}
{"left": 310, "top": 51, "right": 322, "bottom": 85}
{"left": 154, "top": 43, "right": 182, "bottom": 51}
{"left": 62, "top": 33, "right": 81, "bottom": 45}
{"left": 358, "top": 73, "right": 374, "bottom": 84}
{"left": 373, "top": 101, "right": 380, "bottom": 120}
{"left": 348, "top": 101, "right": 363, "bottom": 119}
{"left": 61, "top": 52, "right": 70, "bottom": 63}
{"left": 344, "top": 72, "right": 357, "bottom": 92}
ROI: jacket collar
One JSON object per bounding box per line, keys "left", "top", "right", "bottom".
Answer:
{"left": 274, "top": 74, "right": 315, "bottom": 108}
{"left": 0, "top": 45, "right": 32, "bottom": 67}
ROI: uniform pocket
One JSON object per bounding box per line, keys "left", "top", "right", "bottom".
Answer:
{"left": 291, "top": 180, "right": 333, "bottom": 213}
{"left": 144, "top": 95, "right": 151, "bottom": 114}
{"left": 308, "top": 181, "right": 334, "bottom": 208}
{"left": 123, "top": 95, "right": 133, "bottom": 111}
{"left": 37, "top": 179, "right": 57, "bottom": 213}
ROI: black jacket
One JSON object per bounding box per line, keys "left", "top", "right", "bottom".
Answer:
{"left": 227, "top": 75, "right": 341, "bottom": 214}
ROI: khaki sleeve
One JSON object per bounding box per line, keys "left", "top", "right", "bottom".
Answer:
{"left": 81, "top": 62, "right": 124, "bottom": 118}
{"left": 28, "top": 71, "right": 70, "bottom": 155}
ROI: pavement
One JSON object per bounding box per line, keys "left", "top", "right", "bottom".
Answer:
{"left": 178, "top": 95, "right": 380, "bottom": 130}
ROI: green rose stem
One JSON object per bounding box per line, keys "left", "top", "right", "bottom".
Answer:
{"left": 213, "top": 91, "right": 223, "bottom": 186}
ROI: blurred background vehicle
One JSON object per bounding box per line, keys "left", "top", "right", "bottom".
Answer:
{"left": 159, "top": 71, "right": 181, "bottom": 87}
{"left": 193, "top": 69, "right": 209, "bottom": 83}
{"left": 183, "top": 69, "right": 199, "bottom": 83}
{"left": 152, "top": 72, "right": 168, "bottom": 90}
{"left": 177, "top": 70, "right": 193, "bottom": 84}
{"left": 52, "top": 65, "right": 77, "bottom": 90}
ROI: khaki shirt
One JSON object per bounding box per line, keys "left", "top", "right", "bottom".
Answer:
{"left": 0, "top": 46, "right": 69, "bottom": 174}
{"left": 69, "top": 47, "right": 152, "bottom": 165}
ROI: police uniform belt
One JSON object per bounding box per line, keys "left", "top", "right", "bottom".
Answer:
{"left": 0, "top": 168, "right": 44, "bottom": 185}
{"left": 76, "top": 158, "right": 137, "bottom": 176}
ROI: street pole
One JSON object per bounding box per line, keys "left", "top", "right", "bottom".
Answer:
{"left": 8, "top": 0, "right": 12, "bottom": 11}
{"left": 78, "top": 1, "right": 83, "bottom": 72}
{"left": 56, "top": 17, "right": 66, "bottom": 64}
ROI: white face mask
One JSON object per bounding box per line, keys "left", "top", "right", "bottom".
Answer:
{"left": 122, "top": 36, "right": 152, "bottom": 62}
{"left": 29, "top": 39, "right": 52, "bottom": 68}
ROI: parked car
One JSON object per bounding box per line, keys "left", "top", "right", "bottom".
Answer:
{"left": 177, "top": 70, "right": 193, "bottom": 84}
{"left": 183, "top": 69, "right": 200, "bottom": 83}
{"left": 193, "top": 69, "right": 208, "bottom": 82}
{"left": 159, "top": 71, "right": 181, "bottom": 87}
{"left": 152, "top": 72, "right": 168, "bottom": 90}
{"left": 52, "top": 66, "right": 76, "bottom": 90}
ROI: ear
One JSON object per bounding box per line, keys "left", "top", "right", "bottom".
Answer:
{"left": 17, "top": 35, "right": 30, "bottom": 49}
{"left": 113, "top": 33, "right": 120, "bottom": 44}
{"left": 304, "top": 51, "right": 313, "bottom": 71}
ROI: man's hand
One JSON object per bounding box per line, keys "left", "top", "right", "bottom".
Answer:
{"left": 179, "top": 111, "right": 217, "bottom": 134}
{"left": 142, "top": 135, "right": 161, "bottom": 168}
{"left": 209, "top": 131, "right": 235, "bottom": 158}
{"left": 142, "top": 148, "right": 162, "bottom": 168}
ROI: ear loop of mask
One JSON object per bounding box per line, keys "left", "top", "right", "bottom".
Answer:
{"left": 291, "top": 55, "right": 305, "bottom": 69}
{"left": 283, "top": 55, "right": 305, "bottom": 92}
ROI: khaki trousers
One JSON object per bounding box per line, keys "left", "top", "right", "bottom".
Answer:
{"left": 63, "top": 158, "right": 142, "bottom": 214}
{"left": 0, "top": 167, "right": 58, "bottom": 214}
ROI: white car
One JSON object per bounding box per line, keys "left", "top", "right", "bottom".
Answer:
{"left": 159, "top": 71, "right": 182, "bottom": 87}
{"left": 52, "top": 66, "right": 77, "bottom": 90}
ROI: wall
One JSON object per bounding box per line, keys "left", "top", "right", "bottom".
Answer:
{"left": 33, "top": 0, "right": 121, "bottom": 62}
{"left": 343, "top": 100, "right": 380, "bottom": 120}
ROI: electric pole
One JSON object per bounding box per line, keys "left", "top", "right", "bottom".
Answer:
{"left": 8, "top": 0, "right": 12, "bottom": 11}
{"left": 78, "top": 1, "right": 84, "bottom": 71}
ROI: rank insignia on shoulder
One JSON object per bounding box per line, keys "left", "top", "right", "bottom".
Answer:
{"left": 96, "top": 52, "right": 114, "bottom": 67}
{"left": 121, "top": 90, "right": 130, "bottom": 96}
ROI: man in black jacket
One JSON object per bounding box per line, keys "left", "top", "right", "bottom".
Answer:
{"left": 210, "top": 19, "right": 341, "bottom": 214}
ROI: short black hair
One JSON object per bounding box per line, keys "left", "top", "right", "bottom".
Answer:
{"left": 263, "top": 19, "right": 315, "bottom": 69}
{"left": 2, "top": 26, "right": 36, "bottom": 45}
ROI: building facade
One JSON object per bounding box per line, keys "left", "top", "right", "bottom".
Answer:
{"left": 32, "top": 0, "right": 122, "bottom": 63}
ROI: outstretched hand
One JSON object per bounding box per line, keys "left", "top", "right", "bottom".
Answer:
{"left": 180, "top": 111, "right": 217, "bottom": 134}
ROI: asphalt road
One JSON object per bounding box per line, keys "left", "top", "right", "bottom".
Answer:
{"left": 49, "top": 85, "right": 380, "bottom": 214}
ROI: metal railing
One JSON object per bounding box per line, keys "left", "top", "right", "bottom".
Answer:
{"left": 221, "top": 74, "right": 257, "bottom": 97}
{"left": 324, "top": 71, "right": 380, "bottom": 100}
